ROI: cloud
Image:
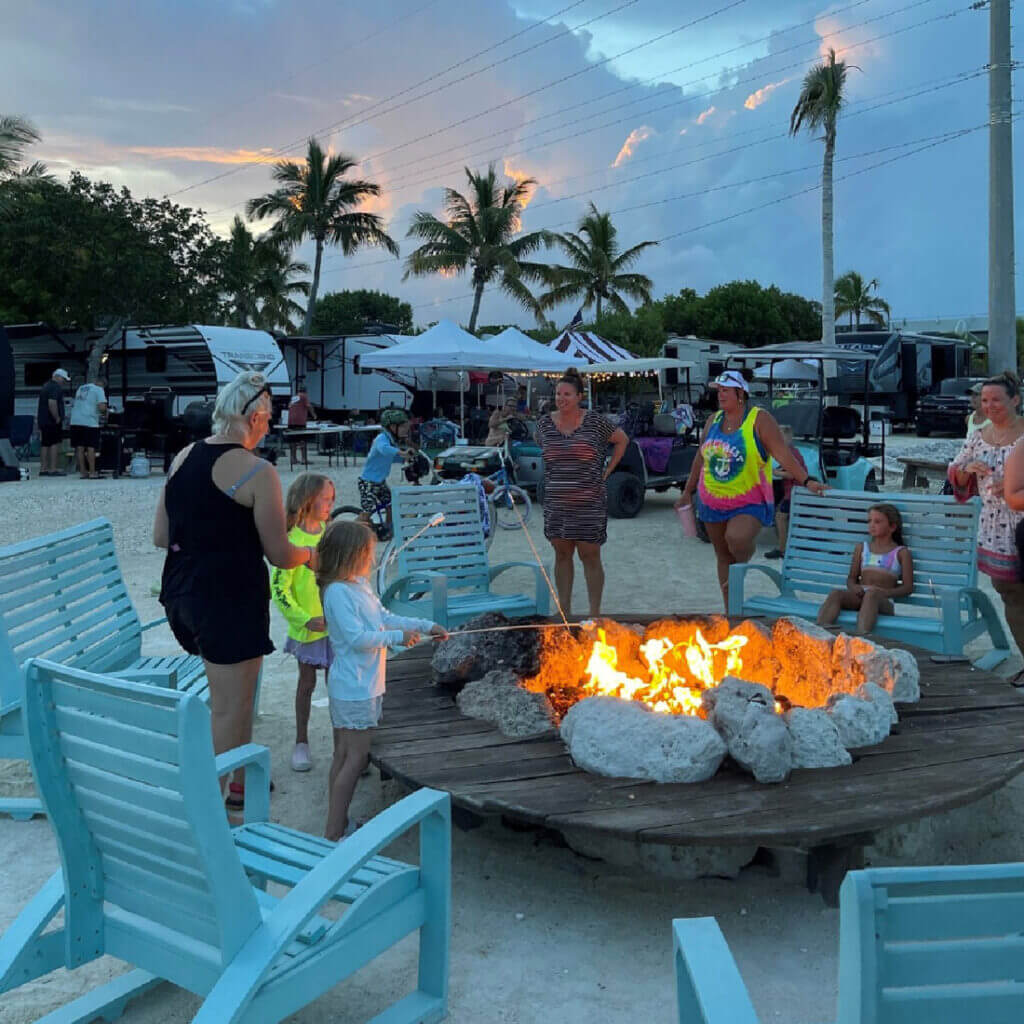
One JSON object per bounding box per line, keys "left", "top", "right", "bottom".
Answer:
{"left": 612, "top": 126, "right": 653, "bottom": 167}
{"left": 695, "top": 106, "right": 716, "bottom": 125}
{"left": 127, "top": 145, "right": 280, "bottom": 165}
{"left": 815, "top": 13, "right": 883, "bottom": 64}
{"left": 743, "top": 78, "right": 790, "bottom": 111}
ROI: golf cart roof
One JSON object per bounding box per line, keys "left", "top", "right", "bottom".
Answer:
{"left": 730, "top": 342, "right": 877, "bottom": 363}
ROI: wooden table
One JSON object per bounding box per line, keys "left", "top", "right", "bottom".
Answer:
{"left": 375, "top": 616, "right": 1024, "bottom": 903}
{"left": 897, "top": 455, "right": 951, "bottom": 489}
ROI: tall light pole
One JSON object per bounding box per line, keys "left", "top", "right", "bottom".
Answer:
{"left": 989, "top": 0, "right": 1016, "bottom": 372}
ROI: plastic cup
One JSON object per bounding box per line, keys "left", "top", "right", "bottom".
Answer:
{"left": 675, "top": 503, "right": 697, "bottom": 538}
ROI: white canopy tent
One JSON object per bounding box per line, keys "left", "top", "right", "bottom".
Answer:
{"left": 580, "top": 357, "right": 696, "bottom": 403}
{"left": 358, "top": 319, "right": 581, "bottom": 425}
{"left": 751, "top": 357, "right": 820, "bottom": 382}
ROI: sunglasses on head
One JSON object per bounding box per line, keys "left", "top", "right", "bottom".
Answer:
{"left": 241, "top": 384, "right": 272, "bottom": 415}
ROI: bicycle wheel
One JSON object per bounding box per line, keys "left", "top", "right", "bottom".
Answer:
{"left": 491, "top": 485, "right": 531, "bottom": 530}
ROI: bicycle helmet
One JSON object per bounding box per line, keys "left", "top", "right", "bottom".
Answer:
{"left": 380, "top": 408, "right": 409, "bottom": 430}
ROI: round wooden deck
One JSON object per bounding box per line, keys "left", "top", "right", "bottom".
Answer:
{"left": 374, "top": 616, "right": 1024, "bottom": 850}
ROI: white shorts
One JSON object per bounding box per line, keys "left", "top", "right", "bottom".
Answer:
{"left": 329, "top": 695, "right": 383, "bottom": 730}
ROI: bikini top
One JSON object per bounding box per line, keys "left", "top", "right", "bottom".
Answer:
{"left": 861, "top": 541, "right": 903, "bottom": 576}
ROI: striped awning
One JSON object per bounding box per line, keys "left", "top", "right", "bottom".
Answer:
{"left": 548, "top": 330, "right": 636, "bottom": 364}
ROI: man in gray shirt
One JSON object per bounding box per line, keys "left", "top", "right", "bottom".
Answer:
{"left": 69, "top": 374, "right": 108, "bottom": 478}
{"left": 37, "top": 368, "right": 70, "bottom": 476}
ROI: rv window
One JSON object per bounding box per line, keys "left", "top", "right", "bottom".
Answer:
{"left": 145, "top": 345, "right": 168, "bottom": 373}
{"left": 708, "top": 361, "right": 725, "bottom": 377}
{"left": 24, "top": 361, "right": 60, "bottom": 386}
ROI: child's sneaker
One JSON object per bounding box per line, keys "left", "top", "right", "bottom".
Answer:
{"left": 291, "top": 742, "right": 312, "bottom": 772}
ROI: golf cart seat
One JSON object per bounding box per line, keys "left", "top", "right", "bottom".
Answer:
{"left": 822, "top": 405, "right": 861, "bottom": 440}
{"left": 652, "top": 414, "right": 679, "bottom": 436}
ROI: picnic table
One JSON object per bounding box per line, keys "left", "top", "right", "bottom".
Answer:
{"left": 270, "top": 423, "right": 382, "bottom": 470}
{"left": 897, "top": 455, "right": 952, "bottom": 489}
{"left": 374, "top": 613, "right": 1024, "bottom": 905}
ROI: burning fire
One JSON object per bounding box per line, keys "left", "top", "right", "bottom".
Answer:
{"left": 579, "top": 628, "right": 748, "bottom": 716}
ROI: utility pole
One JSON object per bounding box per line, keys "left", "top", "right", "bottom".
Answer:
{"left": 989, "top": 0, "right": 1016, "bottom": 372}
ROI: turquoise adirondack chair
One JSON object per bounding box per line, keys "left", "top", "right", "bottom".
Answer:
{"left": 674, "top": 863, "right": 1024, "bottom": 1023}
{"left": 0, "top": 518, "right": 208, "bottom": 820}
{"left": 0, "top": 659, "right": 452, "bottom": 1024}
{"left": 381, "top": 483, "right": 550, "bottom": 628}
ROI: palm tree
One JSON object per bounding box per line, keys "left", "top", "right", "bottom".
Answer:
{"left": 404, "top": 164, "right": 551, "bottom": 332}
{"left": 220, "top": 217, "right": 309, "bottom": 331}
{"left": 834, "top": 270, "right": 890, "bottom": 329}
{"left": 247, "top": 137, "right": 398, "bottom": 334}
{"left": 0, "top": 115, "right": 41, "bottom": 177}
{"left": 539, "top": 202, "right": 657, "bottom": 319}
{"left": 790, "top": 48, "right": 850, "bottom": 347}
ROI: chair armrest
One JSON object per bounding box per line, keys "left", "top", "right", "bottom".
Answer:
{"left": 673, "top": 918, "right": 759, "bottom": 1024}
{"left": 140, "top": 616, "right": 167, "bottom": 632}
{"left": 215, "top": 744, "right": 271, "bottom": 824}
{"left": 488, "top": 560, "right": 551, "bottom": 615}
{"left": 726, "top": 562, "right": 783, "bottom": 617}
{"left": 193, "top": 789, "right": 451, "bottom": 1023}
{"left": 110, "top": 667, "right": 178, "bottom": 689}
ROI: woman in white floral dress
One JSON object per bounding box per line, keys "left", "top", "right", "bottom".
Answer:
{"left": 948, "top": 372, "right": 1024, "bottom": 682}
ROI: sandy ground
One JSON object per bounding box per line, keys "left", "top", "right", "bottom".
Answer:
{"left": 2, "top": 438, "right": 1023, "bottom": 1023}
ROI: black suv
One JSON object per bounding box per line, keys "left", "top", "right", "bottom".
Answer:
{"left": 915, "top": 377, "right": 986, "bottom": 437}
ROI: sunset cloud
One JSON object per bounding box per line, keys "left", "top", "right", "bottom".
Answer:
{"left": 744, "top": 78, "right": 790, "bottom": 111}
{"left": 612, "top": 125, "right": 653, "bottom": 167}
{"left": 127, "top": 145, "right": 280, "bottom": 166}
{"left": 695, "top": 106, "right": 716, "bottom": 126}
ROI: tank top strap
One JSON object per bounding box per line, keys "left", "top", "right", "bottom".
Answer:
{"left": 227, "top": 460, "right": 267, "bottom": 496}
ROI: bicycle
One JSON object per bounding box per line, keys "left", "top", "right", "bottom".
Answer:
{"left": 484, "top": 441, "right": 531, "bottom": 530}
{"left": 330, "top": 497, "right": 395, "bottom": 595}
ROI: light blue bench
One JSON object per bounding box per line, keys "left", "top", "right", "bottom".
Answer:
{"left": 674, "top": 862, "right": 1024, "bottom": 1023}
{"left": 728, "top": 489, "right": 1010, "bottom": 669}
{"left": 381, "top": 483, "right": 550, "bottom": 628}
{"left": 0, "top": 659, "right": 452, "bottom": 1023}
{"left": 0, "top": 518, "right": 207, "bottom": 819}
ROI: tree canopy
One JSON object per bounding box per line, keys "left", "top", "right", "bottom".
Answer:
{"left": 310, "top": 289, "right": 413, "bottom": 335}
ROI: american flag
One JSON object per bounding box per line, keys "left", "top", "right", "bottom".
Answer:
{"left": 567, "top": 307, "right": 584, "bottom": 330}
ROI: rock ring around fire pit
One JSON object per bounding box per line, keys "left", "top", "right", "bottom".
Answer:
{"left": 374, "top": 613, "right": 1024, "bottom": 902}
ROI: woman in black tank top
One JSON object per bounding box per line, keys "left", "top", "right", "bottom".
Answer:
{"left": 154, "top": 372, "right": 318, "bottom": 809}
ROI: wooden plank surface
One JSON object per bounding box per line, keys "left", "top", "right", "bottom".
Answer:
{"left": 373, "top": 617, "right": 1024, "bottom": 847}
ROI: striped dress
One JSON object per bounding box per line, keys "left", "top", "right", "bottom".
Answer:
{"left": 697, "top": 407, "right": 775, "bottom": 526}
{"left": 537, "top": 410, "right": 616, "bottom": 545}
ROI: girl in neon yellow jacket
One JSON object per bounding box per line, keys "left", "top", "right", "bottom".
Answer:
{"left": 272, "top": 473, "right": 335, "bottom": 773}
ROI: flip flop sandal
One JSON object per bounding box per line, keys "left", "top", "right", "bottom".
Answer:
{"left": 1011, "top": 669, "right": 1024, "bottom": 688}
{"left": 225, "top": 778, "right": 275, "bottom": 809}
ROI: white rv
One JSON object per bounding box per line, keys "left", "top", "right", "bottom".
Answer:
{"left": 9, "top": 323, "right": 291, "bottom": 416}
{"left": 280, "top": 333, "right": 466, "bottom": 416}
{"left": 659, "top": 336, "right": 743, "bottom": 397}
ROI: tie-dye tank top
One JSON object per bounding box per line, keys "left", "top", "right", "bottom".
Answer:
{"left": 697, "top": 407, "right": 774, "bottom": 525}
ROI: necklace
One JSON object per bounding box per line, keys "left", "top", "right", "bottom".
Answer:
{"left": 988, "top": 418, "right": 1022, "bottom": 447}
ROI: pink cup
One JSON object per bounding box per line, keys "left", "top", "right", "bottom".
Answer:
{"left": 675, "top": 503, "right": 697, "bottom": 538}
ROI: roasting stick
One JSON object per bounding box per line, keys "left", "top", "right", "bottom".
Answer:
{"left": 448, "top": 620, "right": 597, "bottom": 637}
{"left": 504, "top": 494, "right": 572, "bottom": 631}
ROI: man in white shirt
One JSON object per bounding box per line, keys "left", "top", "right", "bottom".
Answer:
{"left": 69, "top": 375, "right": 108, "bottom": 479}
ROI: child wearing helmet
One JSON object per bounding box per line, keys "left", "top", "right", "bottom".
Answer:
{"left": 358, "top": 408, "right": 410, "bottom": 529}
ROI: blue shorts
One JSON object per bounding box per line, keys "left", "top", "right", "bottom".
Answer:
{"left": 697, "top": 502, "right": 775, "bottom": 527}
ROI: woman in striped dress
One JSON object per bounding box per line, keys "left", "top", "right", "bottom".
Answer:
{"left": 677, "top": 370, "right": 825, "bottom": 610}
{"left": 536, "top": 368, "right": 629, "bottom": 617}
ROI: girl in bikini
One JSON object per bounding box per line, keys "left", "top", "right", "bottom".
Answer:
{"left": 817, "top": 503, "right": 914, "bottom": 636}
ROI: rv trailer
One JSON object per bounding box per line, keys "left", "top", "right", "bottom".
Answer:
{"left": 659, "top": 336, "right": 743, "bottom": 398}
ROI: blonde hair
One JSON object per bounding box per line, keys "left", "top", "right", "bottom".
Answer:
{"left": 316, "top": 519, "right": 375, "bottom": 591}
{"left": 212, "top": 371, "right": 272, "bottom": 435}
{"left": 285, "top": 473, "right": 334, "bottom": 531}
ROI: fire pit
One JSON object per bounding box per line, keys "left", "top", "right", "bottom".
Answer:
{"left": 432, "top": 614, "right": 920, "bottom": 784}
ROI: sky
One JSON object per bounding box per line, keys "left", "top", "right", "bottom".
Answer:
{"left": 2, "top": 0, "right": 1021, "bottom": 331}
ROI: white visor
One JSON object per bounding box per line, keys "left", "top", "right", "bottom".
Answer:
{"left": 711, "top": 370, "right": 749, "bottom": 393}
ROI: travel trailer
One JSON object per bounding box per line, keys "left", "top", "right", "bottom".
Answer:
{"left": 280, "top": 333, "right": 466, "bottom": 417}
{"left": 7, "top": 323, "right": 292, "bottom": 417}
{"left": 659, "top": 336, "right": 743, "bottom": 398}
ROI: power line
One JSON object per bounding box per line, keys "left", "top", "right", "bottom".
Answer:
{"left": 163, "top": 0, "right": 632, "bottom": 199}
{"left": 404, "top": 117, "right": 998, "bottom": 313}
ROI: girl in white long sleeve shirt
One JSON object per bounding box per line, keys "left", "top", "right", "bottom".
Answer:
{"left": 317, "top": 519, "right": 444, "bottom": 840}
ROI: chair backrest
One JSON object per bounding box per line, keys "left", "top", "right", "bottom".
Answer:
{"left": 783, "top": 489, "right": 979, "bottom": 610}
{"left": 22, "top": 658, "right": 262, "bottom": 973}
{"left": 838, "top": 864, "right": 1024, "bottom": 1024}
{"left": 8, "top": 414, "right": 33, "bottom": 446}
{"left": 391, "top": 484, "right": 490, "bottom": 592}
{"left": 0, "top": 519, "right": 142, "bottom": 711}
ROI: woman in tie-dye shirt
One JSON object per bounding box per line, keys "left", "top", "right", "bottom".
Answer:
{"left": 677, "top": 370, "right": 826, "bottom": 610}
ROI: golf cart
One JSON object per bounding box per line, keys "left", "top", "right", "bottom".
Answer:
{"left": 728, "top": 344, "right": 883, "bottom": 491}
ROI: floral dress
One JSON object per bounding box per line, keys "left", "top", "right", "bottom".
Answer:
{"left": 948, "top": 432, "right": 1024, "bottom": 581}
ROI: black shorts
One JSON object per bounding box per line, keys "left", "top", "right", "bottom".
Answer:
{"left": 69, "top": 425, "right": 101, "bottom": 451}
{"left": 39, "top": 424, "right": 62, "bottom": 448}
{"left": 163, "top": 593, "right": 274, "bottom": 666}
{"left": 358, "top": 478, "right": 391, "bottom": 514}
